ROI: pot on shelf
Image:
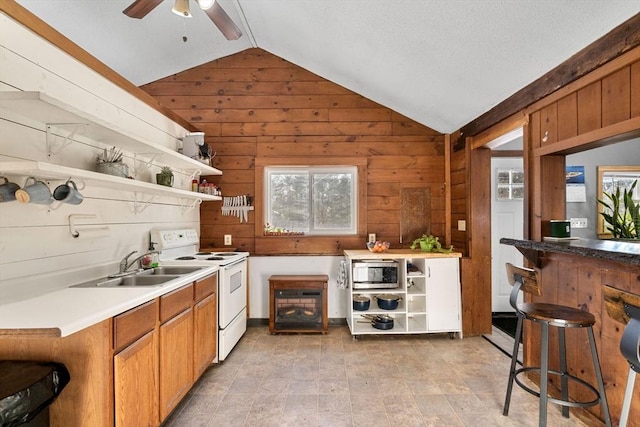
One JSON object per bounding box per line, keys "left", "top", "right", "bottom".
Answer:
{"left": 361, "top": 314, "right": 394, "bottom": 330}
{"left": 353, "top": 294, "right": 370, "bottom": 311}
{"left": 374, "top": 294, "right": 402, "bottom": 310}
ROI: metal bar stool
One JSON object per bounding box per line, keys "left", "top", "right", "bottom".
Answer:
{"left": 502, "top": 263, "right": 612, "bottom": 427}
{"left": 603, "top": 285, "right": 640, "bottom": 427}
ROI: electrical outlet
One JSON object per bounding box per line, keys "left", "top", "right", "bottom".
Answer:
{"left": 368, "top": 233, "right": 376, "bottom": 243}
{"left": 458, "top": 220, "right": 466, "bottom": 231}
{"left": 224, "top": 234, "right": 232, "bottom": 245}
{"left": 570, "top": 218, "right": 588, "bottom": 229}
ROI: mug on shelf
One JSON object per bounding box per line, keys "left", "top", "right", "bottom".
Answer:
{"left": 0, "top": 176, "right": 20, "bottom": 202}
{"left": 53, "top": 178, "right": 84, "bottom": 205}
{"left": 15, "top": 177, "right": 53, "bottom": 205}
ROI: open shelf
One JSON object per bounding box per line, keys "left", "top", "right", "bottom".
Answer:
{"left": 0, "top": 91, "right": 221, "bottom": 176}
{"left": 0, "top": 161, "right": 221, "bottom": 202}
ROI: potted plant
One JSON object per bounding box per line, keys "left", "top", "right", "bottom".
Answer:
{"left": 96, "top": 146, "right": 129, "bottom": 178}
{"left": 156, "top": 166, "right": 174, "bottom": 187}
{"left": 597, "top": 180, "right": 639, "bottom": 240}
{"left": 409, "top": 233, "right": 453, "bottom": 253}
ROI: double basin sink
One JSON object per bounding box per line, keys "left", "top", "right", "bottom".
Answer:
{"left": 71, "top": 266, "right": 206, "bottom": 288}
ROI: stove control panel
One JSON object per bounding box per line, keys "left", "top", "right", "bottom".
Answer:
{"left": 151, "top": 229, "right": 200, "bottom": 250}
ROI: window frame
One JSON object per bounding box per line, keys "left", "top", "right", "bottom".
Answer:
{"left": 264, "top": 165, "right": 358, "bottom": 235}
{"left": 255, "top": 157, "right": 367, "bottom": 239}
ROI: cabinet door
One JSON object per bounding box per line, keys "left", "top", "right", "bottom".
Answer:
{"left": 159, "top": 308, "right": 194, "bottom": 422}
{"left": 426, "top": 258, "right": 461, "bottom": 331}
{"left": 114, "top": 330, "right": 158, "bottom": 427}
{"left": 193, "top": 292, "right": 217, "bottom": 380}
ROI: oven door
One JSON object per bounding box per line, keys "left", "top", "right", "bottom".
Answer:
{"left": 219, "top": 259, "right": 247, "bottom": 328}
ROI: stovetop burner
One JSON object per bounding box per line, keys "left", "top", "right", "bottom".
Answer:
{"left": 152, "top": 229, "right": 248, "bottom": 266}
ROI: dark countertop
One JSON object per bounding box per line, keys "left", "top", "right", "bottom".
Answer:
{"left": 500, "top": 237, "right": 640, "bottom": 266}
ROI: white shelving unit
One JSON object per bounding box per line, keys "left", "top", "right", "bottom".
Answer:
{"left": 344, "top": 250, "right": 463, "bottom": 338}
{"left": 0, "top": 161, "right": 221, "bottom": 203}
{"left": 0, "top": 91, "right": 222, "bottom": 176}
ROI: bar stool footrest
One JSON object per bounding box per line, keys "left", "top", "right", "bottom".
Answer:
{"left": 514, "top": 367, "right": 601, "bottom": 408}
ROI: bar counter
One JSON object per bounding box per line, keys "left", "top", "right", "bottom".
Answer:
{"left": 500, "top": 237, "right": 639, "bottom": 426}
{"left": 500, "top": 237, "right": 639, "bottom": 266}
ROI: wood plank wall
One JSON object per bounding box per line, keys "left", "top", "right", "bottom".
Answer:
{"left": 526, "top": 54, "right": 640, "bottom": 241}
{"left": 141, "top": 48, "right": 446, "bottom": 255}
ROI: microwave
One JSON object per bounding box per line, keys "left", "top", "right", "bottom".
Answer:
{"left": 352, "top": 260, "right": 399, "bottom": 289}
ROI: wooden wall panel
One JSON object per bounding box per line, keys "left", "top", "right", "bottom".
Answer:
{"left": 576, "top": 81, "right": 602, "bottom": 134}
{"left": 601, "top": 66, "right": 631, "bottom": 127}
{"left": 539, "top": 102, "right": 558, "bottom": 146}
{"left": 632, "top": 61, "right": 640, "bottom": 118}
{"left": 142, "top": 49, "right": 446, "bottom": 254}
{"left": 556, "top": 93, "right": 577, "bottom": 141}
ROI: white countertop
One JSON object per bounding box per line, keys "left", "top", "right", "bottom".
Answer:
{"left": 0, "top": 265, "right": 219, "bottom": 337}
{"left": 344, "top": 249, "right": 462, "bottom": 259}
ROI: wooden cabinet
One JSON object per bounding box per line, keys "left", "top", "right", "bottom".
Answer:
{"left": 159, "top": 284, "right": 194, "bottom": 421}
{"left": 193, "top": 273, "right": 217, "bottom": 379}
{"left": 344, "top": 250, "right": 462, "bottom": 338}
{"left": 0, "top": 274, "right": 219, "bottom": 427}
{"left": 114, "top": 331, "right": 158, "bottom": 427}
{"left": 113, "top": 300, "right": 158, "bottom": 427}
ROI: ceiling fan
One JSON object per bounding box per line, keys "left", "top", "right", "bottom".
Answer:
{"left": 123, "top": 0, "right": 243, "bottom": 40}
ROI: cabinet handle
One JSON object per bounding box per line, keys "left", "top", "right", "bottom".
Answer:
{"left": 427, "top": 266, "right": 431, "bottom": 278}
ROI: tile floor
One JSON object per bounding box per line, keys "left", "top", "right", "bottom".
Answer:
{"left": 163, "top": 325, "right": 593, "bottom": 427}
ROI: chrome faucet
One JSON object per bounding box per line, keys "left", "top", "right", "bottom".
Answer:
{"left": 119, "top": 250, "right": 138, "bottom": 274}
{"left": 114, "top": 250, "right": 160, "bottom": 276}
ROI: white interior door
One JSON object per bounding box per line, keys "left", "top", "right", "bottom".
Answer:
{"left": 491, "top": 157, "right": 524, "bottom": 313}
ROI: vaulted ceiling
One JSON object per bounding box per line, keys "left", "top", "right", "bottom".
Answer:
{"left": 14, "top": 0, "right": 640, "bottom": 134}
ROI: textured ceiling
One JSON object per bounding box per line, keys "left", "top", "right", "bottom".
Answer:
{"left": 14, "top": 0, "right": 640, "bottom": 134}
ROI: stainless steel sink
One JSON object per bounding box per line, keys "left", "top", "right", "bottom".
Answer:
{"left": 71, "top": 274, "right": 180, "bottom": 288}
{"left": 137, "top": 266, "right": 206, "bottom": 276}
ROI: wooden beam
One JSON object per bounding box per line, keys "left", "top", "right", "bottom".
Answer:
{"left": 459, "top": 13, "right": 640, "bottom": 140}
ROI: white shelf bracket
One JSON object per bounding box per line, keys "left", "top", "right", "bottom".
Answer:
{"left": 131, "top": 192, "right": 157, "bottom": 214}
{"left": 133, "top": 153, "right": 162, "bottom": 170}
{"left": 132, "top": 153, "right": 162, "bottom": 178}
{"left": 180, "top": 198, "right": 202, "bottom": 214}
{"left": 186, "top": 169, "right": 202, "bottom": 182}
{"left": 46, "top": 123, "right": 87, "bottom": 157}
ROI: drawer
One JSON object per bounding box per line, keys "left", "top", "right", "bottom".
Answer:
{"left": 160, "top": 284, "right": 194, "bottom": 323}
{"left": 194, "top": 273, "right": 217, "bottom": 302}
{"left": 114, "top": 300, "right": 157, "bottom": 352}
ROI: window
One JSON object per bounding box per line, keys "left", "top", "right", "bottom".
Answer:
{"left": 265, "top": 166, "right": 357, "bottom": 235}
{"left": 496, "top": 168, "right": 524, "bottom": 200}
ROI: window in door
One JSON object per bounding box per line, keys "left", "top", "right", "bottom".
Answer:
{"left": 496, "top": 168, "right": 524, "bottom": 200}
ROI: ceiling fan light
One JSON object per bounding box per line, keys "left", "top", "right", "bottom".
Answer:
{"left": 172, "top": 0, "right": 192, "bottom": 17}
{"left": 197, "top": 0, "right": 216, "bottom": 10}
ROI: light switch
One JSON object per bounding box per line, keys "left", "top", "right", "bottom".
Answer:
{"left": 458, "top": 220, "right": 466, "bottom": 231}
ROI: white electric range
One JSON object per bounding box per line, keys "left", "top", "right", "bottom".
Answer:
{"left": 151, "top": 229, "right": 249, "bottom": 361}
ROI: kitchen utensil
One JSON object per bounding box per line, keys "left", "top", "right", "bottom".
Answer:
{"left": 360, "top": 314, "right": 394, "bottom": 330}
{"left": 374, "top": 294, "right": 402, "bottom": 310}
{"left": 53, "top": 178, "right": 84, "bottom": 205}
{"left": 371, "top": 316, "right": 394, "bottom": 330}
{"left": 15, "top": 177, "right": 53, "bottom": 205}
{"left": 353, "top": 294, "right": 370, "bottom": 311}
{"left": 0, "top": 176, "right": 20, "bottom": 202}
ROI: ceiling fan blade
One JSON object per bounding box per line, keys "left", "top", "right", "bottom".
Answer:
{"left": 123, "top": 0, "right": 164, "bottom": 19}
{"left": 202, "top": 1, "right": 243, "bottom": 40}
